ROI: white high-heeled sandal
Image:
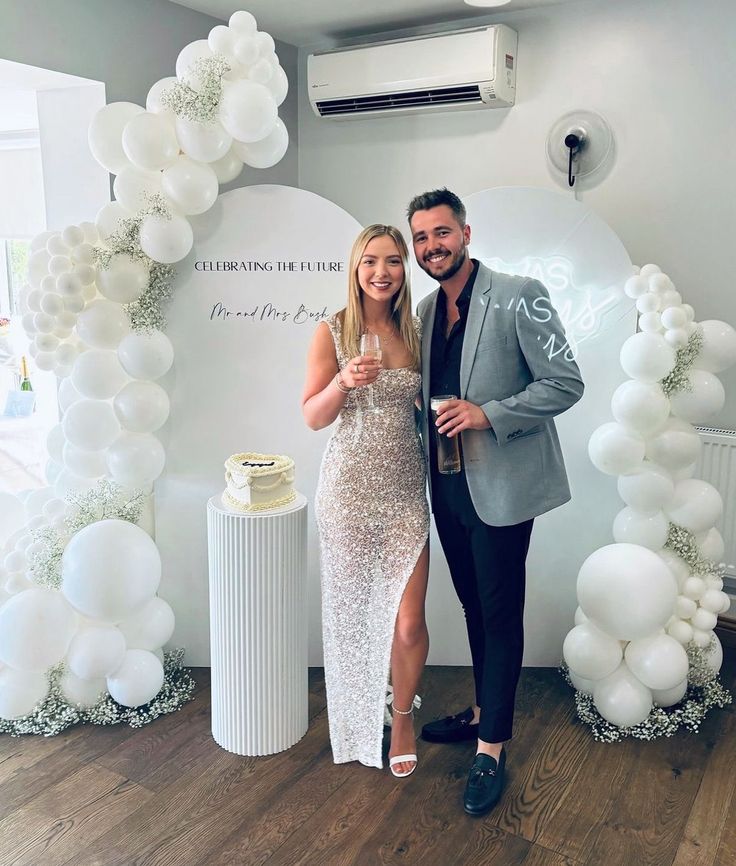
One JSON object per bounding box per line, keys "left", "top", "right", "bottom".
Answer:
{"left": 389, "top": 703, "right": 417, "bottom": 778}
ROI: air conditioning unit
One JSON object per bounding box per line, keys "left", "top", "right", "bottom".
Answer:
{"left": 308, "top": 25, "right": 517, "bottom": 120}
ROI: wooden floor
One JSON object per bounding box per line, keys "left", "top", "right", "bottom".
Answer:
{"left": 0, "top": 652, "right": 734, "bottom": 866}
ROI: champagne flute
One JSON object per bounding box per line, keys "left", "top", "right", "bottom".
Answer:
{"left": 360, "top": 332, "right": 382, "bottom": 412}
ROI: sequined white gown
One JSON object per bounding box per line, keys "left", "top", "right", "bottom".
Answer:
{"left": 315, "top": 314, "right": 429, "bottom": 768}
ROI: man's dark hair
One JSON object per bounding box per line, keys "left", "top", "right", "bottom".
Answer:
{"left": 406, "top": 188, "right": 466, "bottom": 226}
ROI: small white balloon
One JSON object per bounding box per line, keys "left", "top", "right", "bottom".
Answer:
{"left": 675, "top": 595, "right": 697, "bottom": 619}
{"left": 666, "top": 619, "right": 694, "bottom": 646}
{"left": 118, "top": 597, "right": 175, "bottom": 650}
{"left": 96, "top": 201, "right": 133, "bottom": 241}
{"left": 106, "top": 432, "right": 166, "bottom": 487}
{"left": 611, "top": 380, "right": 670, "bottom": 437}
{"left": 59, "top": 671, "right": 107, "bottom": 708}
{"left": 232, "top": 116, "right": 288, "bottom": 169}
{"left": 71, "top": 349, "right": 129, "bottom": 399}
{"left": 669, "top": 370, "right": 725, "bottom": 423}
{"left": 210, "top": 148, "right": 244, "bottom": 183}
{"left": 0, "top": 587, "right": 77, "bottom": 672}
{"left": 645, "top": 417, "right": 701, "bottom": 471}
{"left": 696, "top": 527, "right": 725, "bottom": 562}
{"left": 113, "top": 381, "right": 170, "bottom": 433}
{"left": 62, "top": 442, "right": 108, "bottom": 478}
{"left": 265, "top": 64, "right": 289, "bottom": 107}
{"left": 617, "top": 462, "right": 674, "bottom": 512}
{"left": 107, "top": 649, "right": 164, "bottom": 707}
{"left": 208, "top": 24, "right": 235, "bottom": 56}
{"left": 636, "top": 293, "right": 660, "bottom": 314}
{"left": 162, "top": 156, "right": 219, "bottom": 215}
{"left": 146, "top": 76, "right": 179, "bottom": 115}
{"left": 612, "top": 507, "right": 669, "bottom": 551}
{"left": 88, "top": 101, "right": 144, "bottom": 174}
{"left": 665, "top": 479, "right": 723, "bottom": 534}
{"left": 229, "top": 10, "right": 257, "bottom": 36}
{"left": 139, "top": 213, "right": 193, "bottom": 264}
{"left": 113, "top": 166, "right": 164, "bottom": 213}
{"left": 67, "top": 624, "right": 127, "bottom": 679}
{"left": 117, "top": 329, "right": 174, "bottom": 380}
{"left": 174, "top": 117, "right": 232, "bottom": 163}
{"left": 593, "top": 663, "right": 653, "bottom": 727}
{"left": 624, "top": 634, "right": 689, "bottom": 691}
{"left": 219, "top": 80, "right": 277, "bottom": 143}
{"left": 620, "top": 332, "right": 675, "bottom": 383}
{"left": 651, "top": 679, "right": 687, "bottom": 708}
{"left": 62, "top": 399, "right": 121, "bottom": 451}
{"left": 0, "top": 668, "right": 49, "bottom": 720}
{"left": 588, "top": 422, "right": 645, "bottom": 476}
{"left": 175, "top": 39, "right": 214, "bottom": 90}
{"left": 639, "top": 264, "right": 662, "bottom": 278}
{"left": 122, "top": 112, "right": 179, "bottom": 172}
{"left": 61, "top": 225, "right": 85, "bottom": 248}
{"left": 76, "top": 299, "right": 131, "bottom": 350}
{"left": 97, "top": 254, "right": 149, "bottom": 304}
{"left": 563, "top": 621, "right": 623, "bottom": 680}
{"left": 638, "top": 311, "right": 663, "bottom": 334}
{"left": 693, "top": 321, "right": 736, "bottom": 373}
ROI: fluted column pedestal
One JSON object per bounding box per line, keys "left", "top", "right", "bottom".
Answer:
{"left": 207, "top": 493, "right": 308, "bottom": 756}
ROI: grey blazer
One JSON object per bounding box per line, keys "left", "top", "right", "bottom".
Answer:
{"left": 417, "top": 262, "right": 585, "bottom": 527}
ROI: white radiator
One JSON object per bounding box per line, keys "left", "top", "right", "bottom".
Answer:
{"left": 695, "top": 427, "right": 736, "bottom": 579}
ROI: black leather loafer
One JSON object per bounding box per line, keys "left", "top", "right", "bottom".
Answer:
{"left": 463, "top": 750, "right": 506, "bottom": 816}
{"left": 421, "top": 706, "right": 479, "bottom": 743}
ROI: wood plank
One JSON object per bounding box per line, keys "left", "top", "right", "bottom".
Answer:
{"left": 521, "top": 843, "right": 583, "bottom": 865}
{"left": 0, "top": 763, "right": 151, "bottom": 866}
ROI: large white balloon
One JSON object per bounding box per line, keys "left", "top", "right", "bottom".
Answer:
{"left": 694, "top": 320, "right": 736, "bottom": 373}
{"left": 593, "top": 663, "right": 653, "bottom": 727}
{"left": 563, "top": 621, "right": 622, "bottom": 680}
{"left": 122, "top": 112, "right": 179, "bottom": 172}
{"left": 645, "top": 417, "right": 701, "bottom": 471}
{"left": 162, "top": 156, "right": 219, "bottom": 215}
{"left": 71, "top": 349, "right": 129, "bottom": 399}
{"left": 620, "top": 332, "right": 675, "bottom": 383}
{"left": 665, "top": 479, "right": 723, "bottom": 534}
{"left": 612, "top": 507, "right": 669, "bottom": 550}
{"left": 669, "top": 370, "right": 726, "bottom": 423}
{"left": 266, "top": 64, "right": 289, "bottom": 106}
{"left": 67, "top": 624, "right": 127, "bottom": 679}
{"left": 610, "top": 380, "right": 670, "bottom": 437}
{"left": 0, "top": 668, "right": 50, "bottom": 720}
{"left": 588, "top": 422, "right": 645, "bottom": 476}
{"left": 112, "top": 167, "right": 163, "bottom": 214}
{"left": 617, "top": 462, "right": 674, "bottom": 512}
{"left": 0, "top": 493, "right": 26, "bottom": 546}
{"left": 117, "top": 329, "right": 174, "bottom": 380}
{"left": 98, "top": 254, "right": 150, "bottom": 304}
{"left": 175, "top": 39, "right": 214, "bottom": 90}
{"left": 113, "top": 381, "right": 170, "bottom": 433}
{"left": 88, "top": 102, "right": 144, "bottom": 174}
{"left": 174, "top": 118, "right": 232, "bottom": 163}
{"left": 95, "top": 201, "right": 133, "bottom": 241}
{"left": 624, "top": 634, "right": 689, "bottom": 690}
{"left": 106, "top": 432, "right": 166, "bottom": 487}
{"left": 118, "top": 597, "right": 175, "bottom": 650}
{"left": 219, "top": 80, "right": 277, "bottom": 143}
{"left": 139, "top": 213, "right": 193, "bottom": 264}
{"left": 58, "top": 377, "right": 83, "bottom": 413}
{"left": 62, "top": 399, "right": 121, "bottom": 451}
{"left": 59, "top": 671, "right": 107, "bottom": 709}
{"left": 62, "top": 442, "right": 108, "bottom": 478}
{"left": 61, "top": 519, "right": 161, "bottom": 621}
{"left": 0, "top": 587, "right": 77, "bottom": 672}
{"left": 76, "top": 300, "right": 131, "bottom": 349}
{"left": 233, "top": 116, "right": 288, "bottom": 169}
{"left": 577, "top": 544, "right": 677, "bottom": 640}
{"left": 146, "top": 76, "right": 179, "bottom": 115}
{"left": 107, "top": 649, "right": 164, "bottom": 707}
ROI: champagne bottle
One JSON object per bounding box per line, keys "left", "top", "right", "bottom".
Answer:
{"left": 19, "top": 355, "right": 33, "bottom": 391}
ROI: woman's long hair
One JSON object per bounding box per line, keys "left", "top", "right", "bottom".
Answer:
{"left": 338, "top": 224, "right": 420, "bottom": 370}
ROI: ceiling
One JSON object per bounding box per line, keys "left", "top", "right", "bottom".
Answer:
{"left": 169, "top": 0, "right": 587, "bottom": 47}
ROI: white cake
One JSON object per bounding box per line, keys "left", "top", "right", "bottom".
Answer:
{"left": 223, "top": 452, "right": 296, "bottom": 512}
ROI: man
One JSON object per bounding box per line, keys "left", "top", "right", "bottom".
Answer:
{"left": 408, "top": 188, "right": 584, "bottom": 816}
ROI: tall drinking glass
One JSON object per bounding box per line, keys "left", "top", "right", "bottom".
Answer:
{"left": 360, "top": 333, "right": 382, "bottom": 413}
{"left": 430, "top": 395, "right": 462, "bottom": 474}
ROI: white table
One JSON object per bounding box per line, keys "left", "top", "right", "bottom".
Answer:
{"left": 206, "top": 493, "right": 308, "bottom": 756}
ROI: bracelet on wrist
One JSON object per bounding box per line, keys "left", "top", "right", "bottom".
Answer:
{"left": 334, "top": 371, "right": 352, "bottom": 394}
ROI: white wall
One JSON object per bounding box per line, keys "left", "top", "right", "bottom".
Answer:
{"left": 0, "top": 148, "right": 45, "bottom": 237}
{"left": 298, "top": 0, "right": 736, "bottom": 664}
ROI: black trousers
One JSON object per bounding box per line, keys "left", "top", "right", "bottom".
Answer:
{"left": 432, "top": 470, "right": 534, "bottom": 744}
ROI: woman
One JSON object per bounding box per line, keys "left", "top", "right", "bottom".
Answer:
{"left": 302, "top": 225, "right": 429, "bottom": 776}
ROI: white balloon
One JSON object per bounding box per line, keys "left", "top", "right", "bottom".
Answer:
{"left": 0, "top": 587, "right": 77, "bottom": 671}
{"left": 146, "top": 76, "right": 178, "bottom": 115}
{"left": 620, "top": 332, "right": 675, "bottom": 383}
{"left": 574, "top": 605, "right": 588, "bottom": 625}
{"left": 139, "top": 213, "right": 193, "bottom": 264}
{"left": 593, "top": 663, "right": 653, "bottom": 727}
{"left": 46, "top": 423, "right": 66, "bottom": 463}
{"left": 232, "top": 116, "right": 288, "bottom": 168}
{"left": 67, "top": 624, "right": 127, "bottom": 679}
{"left": 71, "top": 349, "right": 129, "bottom": 399}
{"left": 0, "top": 494, "right": 26, "bottom": 547}
{"left": 705, "top": 634, "right": 724, "bottom": 673}
{"left": 118, "top": 597, "right": 175, "bottom": 650}
{"left": 106, "top": 432, "right": 166, "bottom": 487}
{"left": 661, "top": 307, "right": 687, "bottom": 329}
{"left": 88, "top": 102, "right": 144, "bottom": 174}
{"left": 96, "top": 201, "right": 133, "bottom": 241}
{"left": 30, "top": 230, "right": 56, "bottom": 253}
{"left": 117, "top": 329, "right": 174, "bottom": 380}
{"left": 645, "top": 417, "right": 701, "bottom": 471}
{"left": 59, "top": 671, "right": 107, "bottom": 708}
{"left": 651, "top": 679, "right": 687, "bottom": 708}
{"left": 113, "top": 381, "right": 170, "bottom": 433}
{"left": 577, "top": 543, "right": 677, "bottom": 640}
{"left": 657, "top": 549, "right": 690, "bottom": 589}
{"left": 210, "top": 148, "right": 244, "bottom": 183}
{"left": 588, "top": 422, "right": 645, "bottom": 476}
{"left": 33, "top": 311, "right": 54, "bottom": 333}
{"left": 61, "top": 225, "right": 85, "bottom": 248}
{"left": 176, "top": 39, "right": 214, "bottom": 90}
{"left": 665, "top": 479, "right": 723, "bottom": 534}
{"left": 0, "top": 668, "right": 49, "bottom": 719}
{"left": 669, "top": 370, "right": 725, "bottom": 423}
{"left": 229, "top": 10, "right": 257, "bottom": 35}
{"left": 640, "top": 264, "right": 662, "bottom": 278}
{"left": 563, "top": 621, "right": 623, "bottom": 680}
{"left": 617, "top": 462, "right": 674, "bottom": 512}
{"left": 97, "top": 254, "right": 149, "bottom": 304}
{"left": 64, "top": 295, "right": 85, "bottom": 314}
{"left": 113, "top": 166, "right": 163, "bottom": 213}
{"left": 612, "top": 507, "right": 669, "bottom": 551}
{"left": 696, "top": 527, "right": 725, "bottom": 562}
{"left": 48, "top": 255, "right": 72, "bottom": 276}
{"left": 62, "top": 442, "right": 108, "bottom": 478}
{"left": 664, "top": 327, "right": 689, "bottom": 348}
{"left": 62, "top": 399, "right": 121, "bottom": 451}
{"left": 700, "top": 588, "right": 728, "bottom": 614}
{"left": 162, "top": 156, "right": 219, "bottom": 215}
{"left": 624, "top": 634, "right": 689, "bottom": 690}
{"left": 694, "top": 320, "right": 736, "bottom": 373}
{"left": 208, "top": 24, "right": 235, "bottom": 56}
{"left": 62, "top": 519, "right": 161, "bottom": 620}
{"left": 568, "top": 670, "right": 596, "bottom": 695}
{"left": 692, "top": 627, "right": 712, "bottom": 648}
{"left": 76, "top": 299, "right": 131, "bottom": 349}
{"left": 636, "top": 293, "right": 660, "bottom": 314}
{"left": 58, "top": 377, "right": 83, "bottom": 413}
{"left": 53, "top": 469, "right": 99, "bottom": 498}
{"left": 675, "top": 594, "right": 697, "bottom": 619}
{"left": 107, "top": 648, "right": 164, "bottom": 707}
{"left": 40, "top": 292, "right": 64, "bottom": 316}
{"left": 26, "top": 284, "right": 44, "bottom": 310}
{"left": 219, "top": 80, "right": 277, "bottom": 143}
{"left": 35, "top": 351, "right": 55, "bottom": 371}
{"left": 174, "top": 117, "right": 232, "bottom": 163}
{"left": 667, "top": 619, "right": 694, "bottom": 646}
{"left": 122, "top": 112, "right": 179, "bottom": 172}
{"left": 611, "top": 380, "right": 670, "bottom": 436}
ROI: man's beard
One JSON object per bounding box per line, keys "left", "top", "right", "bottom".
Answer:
{"left": 419, "top": 245, "right": 468, "bottom": 282}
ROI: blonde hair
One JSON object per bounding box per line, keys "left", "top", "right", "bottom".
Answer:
{"left": 338, "top": 224, "right": 420, "bottom": 370}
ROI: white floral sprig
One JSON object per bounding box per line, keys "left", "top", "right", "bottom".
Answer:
{"left": 664, "top": 522, "right": 724, "bottom": 577}
{"left": 0, "top": 650, "right": 195, "bottom": 737}
{"left": 660, "top": 328, "right": 704, "bottom": 397}
{"left": 27, "top": 527, "right": 65, "bottom": 589}
{"left": 65, "top": 479, "right": 145, "bottom": 534}
{"left": 160, "top": 55, "right": 231, "bottom": 123}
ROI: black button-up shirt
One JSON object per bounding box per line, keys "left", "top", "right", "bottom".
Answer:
{"left": 428, "top": 260, "right": 479, "bottom": 507}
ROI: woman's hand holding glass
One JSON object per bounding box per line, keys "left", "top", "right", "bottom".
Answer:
{"left": 340, "top": 353, "right": 382, "bottom": 389}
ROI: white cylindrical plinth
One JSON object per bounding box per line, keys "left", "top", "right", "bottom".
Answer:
{"left": 207, "top": 493, "right": 308, "bottom": 756}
